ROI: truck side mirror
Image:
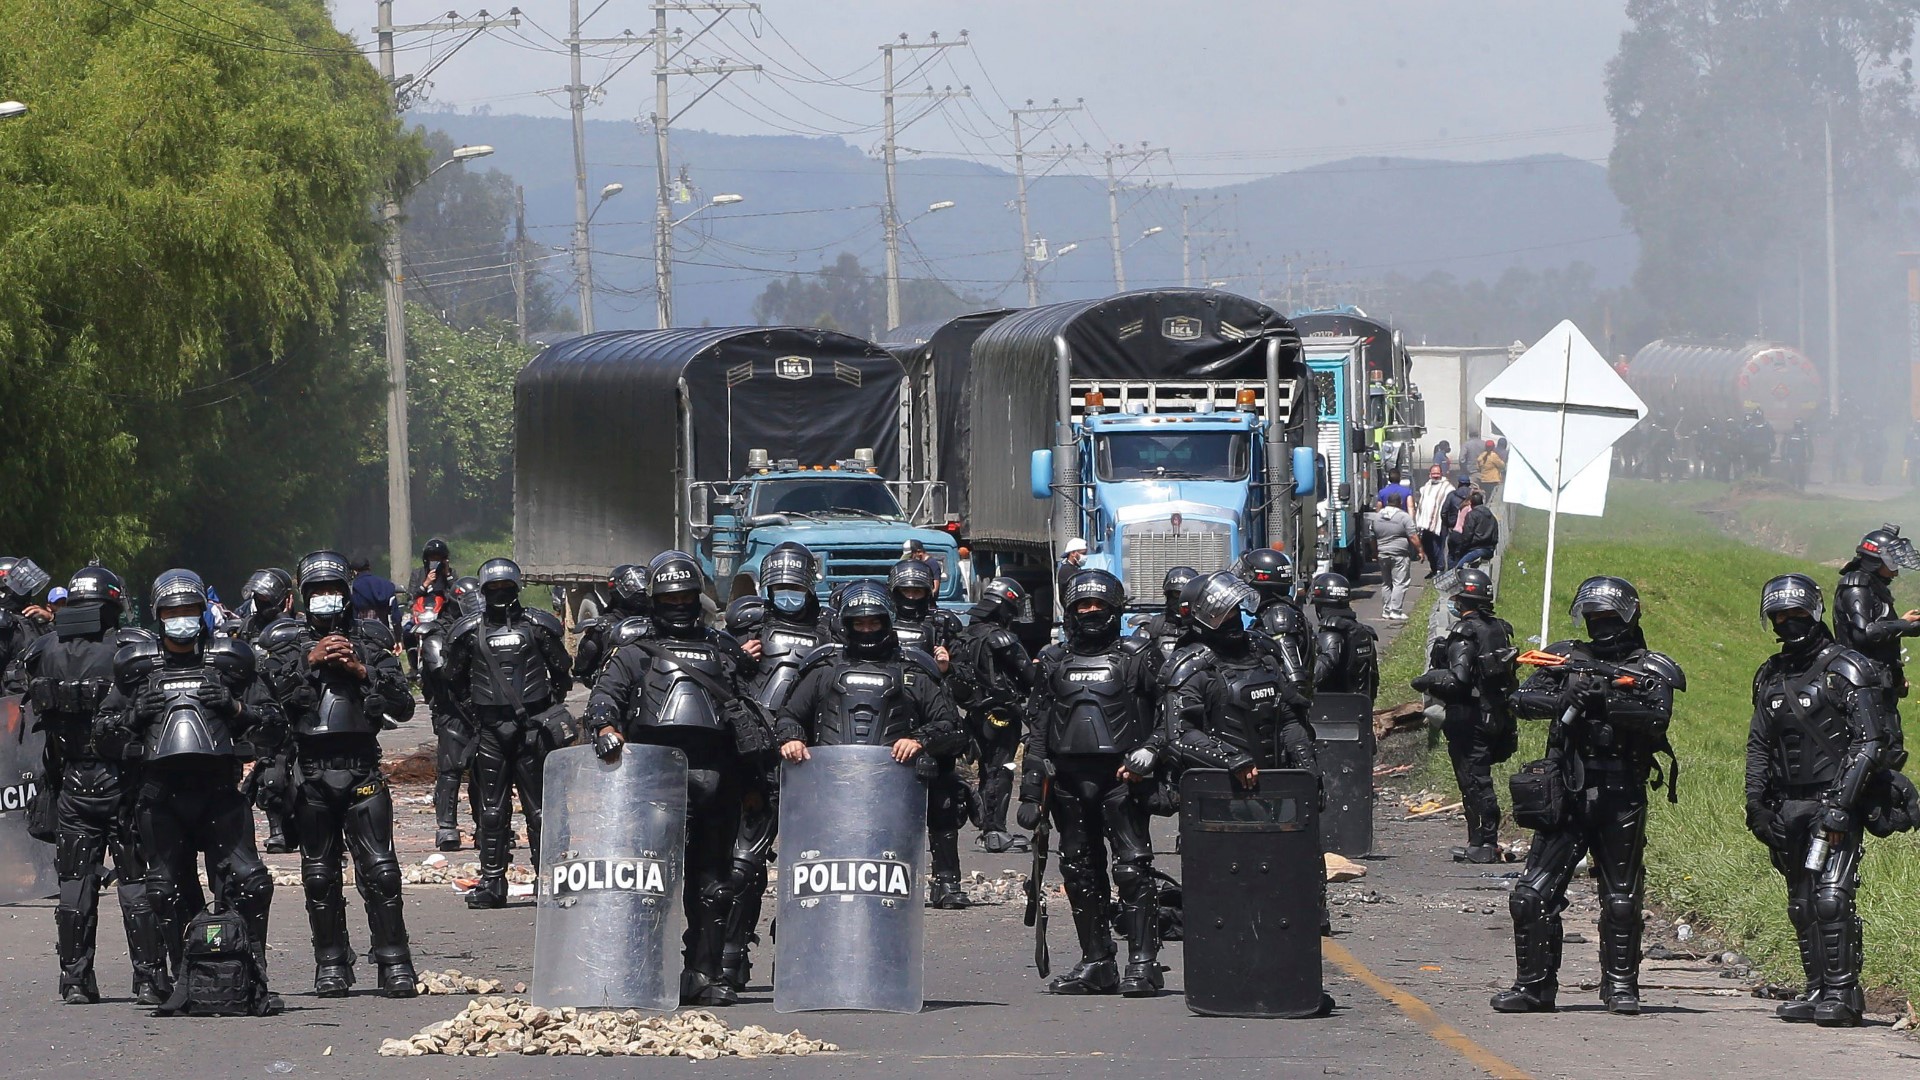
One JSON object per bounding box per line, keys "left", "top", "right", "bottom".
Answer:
{"left": 688, "top": 485, "right": 711, "bottom": 528}
{"left": 1030, "top": 449, "right": 1054, "bottom": 500}
{"left": 1292, "top": 446, "right": 1317, "bottom": 497}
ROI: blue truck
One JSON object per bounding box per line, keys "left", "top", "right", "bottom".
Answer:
{"left": 513, "top": 327, "right": 965, "bottom": 625}
{"left": 908, "top": 289, "right": 1319, "bottom": 619}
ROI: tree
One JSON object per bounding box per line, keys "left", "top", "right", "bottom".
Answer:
{"left": 0, "top": 1, "right": 423, "bottom": 589}
{"left": 1606, "top": 1, "right": 1920, "bottom": 402}
{"left": 400, "top": 128, "right": 575, "bottom": 334}
{"left": 752, "top": 252, "right": 981, "bottom": 336}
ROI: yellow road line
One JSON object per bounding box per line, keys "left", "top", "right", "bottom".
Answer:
{"left": 1323, "top": 939, "right": 1533, "bottom": 1080}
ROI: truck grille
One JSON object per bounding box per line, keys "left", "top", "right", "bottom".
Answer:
{"left": 819, "top": 545, "right": 913, "bottom": 583}
{"left": 1120, "top": 524, "right": 1232, "bottom": 601}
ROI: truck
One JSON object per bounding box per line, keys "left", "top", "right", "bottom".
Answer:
{"left": 1291, "top": 309, "right": 1426, "bottom": 578}
{"left": 926, "top": 288, "right": 1319, "bottom": 619}
{"left": 513, "top": 326, "right": 966, "bottom": 625}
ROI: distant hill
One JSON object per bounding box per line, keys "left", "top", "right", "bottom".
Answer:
{"left": 417, "top": 109, "right": 1634, "bottom": 335}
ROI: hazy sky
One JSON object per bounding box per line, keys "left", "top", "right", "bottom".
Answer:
{"left": 332, "top": 1, "right": 1632, "bottom": 182}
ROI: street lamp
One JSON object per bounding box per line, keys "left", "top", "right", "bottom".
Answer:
{"left": 669, "top": 192, "right": 745, "bottom": 229}
{"left": 657, "top": 194, "right": 745, "bottom": 324}
{"left": 0, "top": 101, "right": 25, "bottom": 120}
{"left": 383, "top": 142, "right": 494, "bottom": 582}
{"left": 883, "top": 200, "right": 956, "bottom": 328}
{"left": 589, "top": 182, "right": 623, "bottom": 223}
{"left": 1125, "top": 225, "right": 1165, "bottom": 252}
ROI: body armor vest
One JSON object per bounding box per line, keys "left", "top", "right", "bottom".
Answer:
{"left": 1317, "top": 613, "right": 1377, "bottom": 694}
{"left": 1834, "top": 572, "right": 1901, "bottom": 669}
{"left": 468, "top": 616, "right": 556, "bottom": 710}
{"left": 144, "top": 666, "right": 238, "bottom": 761}
{"left": 1139, "top": 613, "right": 1185, "bottom": 667}
{"left": 811, "top": 659, "right": 916, "bottom": 747}
{"left": 25, "top": 637, "right": 119, "bottom": 760}
{"left": 1046, "top": 647, "right": 1151, "bottom": 755}
{"left": 1757, "top": 647, "right": 1861, "bottom": 791}
{"left": 753, "top": 619, "right": 825, "bottom": 708}
{"left": 1206, "top": 652, "right": 1291, "bottom": 769}
{"left": 893, "top": 619, "right": 945, "bottom": 654}
{"left": 630, "top": 637, "right": 732, "bottom": 733}
{"left": 280, "top": 625, "right": 380, "bottom": 738}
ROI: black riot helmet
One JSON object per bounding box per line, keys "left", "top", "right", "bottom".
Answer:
{"left": 1569, "top": 575, "right": 1643, "bottom": 657}
{"left": 761, "top": 543, "right": 818, "bottom": 621}
{"left": 1161, "top": 565, "right": 1200, "bottom": 616}
{"left": 422, "top": 537, "right": 450, "bottom": 564}
{"left": 647, "top": 551, "right": 707, "bottom": 637}
{"left": 476, "top": 557, "right": 524, "bottom": 614}
{"left": 725, "top": 595, "right": 767, "bottom": 638}
{"left": 608, "top": 564, "right": 651, "bottom": 616}
{"left": 1187, "top": 572, "right": 1259, "bottom": 635}
{"left": 1453, "top": 568, "right": 1495, "bottom": 612}
{"left": 887, "top": 559, "right": 939, "bottom": 622}
{"left": 1237, "top": 548, "right": 1295, "bottom": 605}
{"left": 243, "top": 567, "right": 294, "bottom": 614}
{"left": 1309, "top": 572, "right": 1353, "bottom": 609}
{"left": 838, "top": 580, "right": 897, "bottom": 659}
{"left": 66, "top": 566, "right": 126, "bottom": 623}
{"left": 1760, "top": 574, "right": 1825, "bottom": 645}
{"left": 151, "top": 568, "right": 209, "bottom": 644}
{"left": 451, "top": 576, "right": 484, "bottom": 617}
{"left": 1854, "top": 524, "right": 1920, "bottom": 575}
{"left": 296, "top": 550, "right": 351, "bottom": 595}
{"left": 970, "top": 576, "right": 1027, "bottom": 625}
{"left": 1061, "top": 569, "right": 1126, "bottom": 647}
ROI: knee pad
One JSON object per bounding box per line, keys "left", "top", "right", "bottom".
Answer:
{"left": 723, "top": 856, "right": 763, "bottom": 898}
{"left": 359, "top": 858, "right": 402, "bottom": 901}
{"left": 231, "top": 865, "right": 275, "bottom": 907}
{"left": 1812, "top": 886, "right": 1851, "bottom": 924}
{"left": 1600, "top": 891, "right": 1641, "bottom": 928}
{"left": 1110, "top": 859, "right": 1150, "bottom": 902}
{"left": 1509, "top": 882, "right": 1548, "bottom": 924}
{"left": 474, "top": 804, "right": 511, "bottom": 833}
{"left": 1057, "top": 848, "right": 1099, "bottom": 889}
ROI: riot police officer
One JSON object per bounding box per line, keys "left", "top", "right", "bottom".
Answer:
{"left": 718, "top": 542, "right": 824, "bottom": 991}
{"left": 724, "top": 596, "right": 766, "bottom": 638}
{"left": 587, "top": 550, "right": 761, "bottom": 1007}
{"left": 231, "top": 568, "right": 299, "bottom": 854}
{"left": 1241, "top": 549, "right": 1315, "bottom": 695}
{"left": 952, "top": 577, "right": 1037, "bottom": 852}
{"left": 1831, "top": 525, "right": 1920, "bottom": 766}
{"left": 890, "top": 558, "right": 975, "bottom": 908}
{"left": 1133, "top": 565, "right": 1199, "bottom": 670}
{"left": 0, "top": 556, "right": 54, "bottom": 679}
{"left": 418, "top": 576, "right": 485, "bottom": 852}
{"left": 1494, "top": 576, "right": 1684, "bottom": 1016}
{"left": 1161, "top": 571, "right": 1318, "bottom": 784}
{"left": 259, "top": 551, "right": 418, "bottom": 998}
{"left": 1311, "top": 573, "right": 1379, "bottom": 701}
{"left": 1412, "top": 569, "right": 1516, "bottom": 864}
{"left": 103, "top": 569, "right": 279, "bottom": 1002}
{"left": 1017, "top": 569, "right": 1166, "bottom": 997}
{"left": 234, "top": 568, "right": 294, "bottom": 644}
{"left": 1746, "top": 575, "right": 1903, "bottom": 1028}
{"left": 570, "top": 564, "right": 652, "bottom": 686}
{"left": 13, "top": 567, "right": 167, "bottom": 1004}
{"left": 445, "top": 558, "right": 574, "bottom": 909}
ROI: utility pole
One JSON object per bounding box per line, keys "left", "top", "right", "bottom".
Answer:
{"left": 566, "top": 7, "right": 659, "bottom": 335}
{"left": 1010, "top": 99, "right": 1080, "bottom": 307}
{"left": 512, "top": 185, "right": 528, "bottom": 346}
{"left": 653, "top": 2, "right": 759, "bottom": 329}
{"left": 375, "top": 0, "right": 517, "bottom": 582}
{"left": 1825, "top": 110, "right": 1840, "bottom": 418}
{"left": 1180, "top": 195, "right": 1233, "bottom": 289}
{"left": 1104, "top": 145, "right": 1166, "bottom": 291}
{"left": 880, "top": 33, "right": 969, "bottom": 330}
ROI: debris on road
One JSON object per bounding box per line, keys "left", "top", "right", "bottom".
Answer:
{"left": 378, "top": 998, "right": 838, "bottom": 1058}
{"left": 413, "top": 969, "right": 526, "bottom": 996}
{"left": 1372, "top": 702, "right": 1426, "bottom": 741}
{"left": 1372, "top": 764, "right": 1414, "bottom": 779}
{"left": 1403, "top": 799, "right": 1463, "bottom": 819}
{"left": 959, "top": 869, "right": 1027, "bottom": 906}
{"left": 1324, "top": 854, "right": 1367, "bottom": 882}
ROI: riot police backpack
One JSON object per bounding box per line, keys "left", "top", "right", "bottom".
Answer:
{"left": 155, "top": 904, "right": 279, "bottom": 1017}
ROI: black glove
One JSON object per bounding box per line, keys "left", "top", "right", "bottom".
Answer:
{"left": 1818, "top": 804, "right": 1852, "bottom": 835}
{"left": 593, "top": 728, "right": 625, "bottom": 760}
{"left": 1018, "top": 767, "right": 1046, "bottom": 806}
{"left": 1015, "top": 800, "right": 1043, "bottom": 832}
{"left": 132, "top": 686, "right": 170, "bottom": 721}
{"left": 1410, "top": 671, "right": 1440, "bottom": 694}
{"left": 199, "top": 682, "right": 238, "bottom": 718}
{"left": 1744, "top": 800, "right": 1779, "bottom": 846}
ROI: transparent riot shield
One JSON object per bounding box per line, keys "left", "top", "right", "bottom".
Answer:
{"left": 775, "top": 744, "right": 927, "bottom": 1013}
{"left": 1312, "top": 693, "right": 1376, "bottom": 857}
{"left": 531, "top": 744, "right": 687, "bottom": 1010}
{"left": 0, "top": 696, "right": 57, "bottom": 905}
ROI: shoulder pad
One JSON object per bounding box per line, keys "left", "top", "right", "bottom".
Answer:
{"left": 795, "top": 643, "right": 846, "bottom": 676}
{"left": 986, "top": 628, "right": 1020, "bottom": 651}
{"left": 1165, "top": 643, "right": 1215, "bottom": 688}
{"left": 526, "top": 609, "right": 566, "bottom": 638}
{"left": 1836, "top": 571, "right": 1878, "bottom": 590}
{"left": 114, "top": 638, "right": 164, "bottom": 688}
{"left": 1631, "top": 650, "right": 1683, "bottom": 690}
{"left": 205, "top": 638, "right": 258, "bottom": 680}
{"left": 1037, "top": 642, "right": 1067, "bottom": 667}
{"left": 114, "top": 627, "right": 156, "bottom": 650}
{"left": 356, "top": 618, "right": 396, "bottom": 651}
{"left": 1114, "top": 635, "right": 1151, "bottom": 658}
{"left": 1819, "top": 648, "right": 1881, "bottom": 691}
{"left": 448, "top": 612, "right": 482, "bottom": 643}
{"left": 611, "top": 616, "right": 654, "bottom": 646}
{"left": 16, "top": 633, "right": 50, "bottom": 669}
{"left": 900, "top": 647, "right": 942, "bottom": 678}
{"left": 258, "top": 618, "right": 308, "bottom": 650}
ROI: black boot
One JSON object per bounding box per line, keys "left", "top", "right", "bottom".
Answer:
{"left": 1049, "top": 895, "right": 1118, "bottom": 995}
{"left": 55, "top": 894, "right": 101, "bottom": 1004}
{"left": 264, "top": 811, "right": 295, "bottom": 855}
{"left": 1490, "top": 915, "right": 1560, "bottom": 1012}
{"left": 682, "top": 890, "right": 736, "bottom": 1007}
{"left": 1777, "top": 907, "right": 1820, "bottom": 1022}
{"left": 467, "top": 825, "right": 511, "bottom": 909}
{"left": 1599, "top": 902, "right": 1642, "bottom": 1015}
{"left": 367, "top": 894, "right": 418, "bottom": 998}
{"left": 1117, "top": 897, "right": 1162, "bottom": 998}
{"left": 926, "top": 830, "right": 969, "bottom": 909}
{"left": 720, "top": 866, "right": 766, "bottom": 993}
{"left": 1812, "top": 910, "right": 1864, "bottom": 1027}
{"left": 121, "top": 884, "right": 170, "bottom": 1006}
{"left": 308, "top": 895, "right": 354, "bottom": 997}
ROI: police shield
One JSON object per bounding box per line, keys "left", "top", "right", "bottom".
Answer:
{"left": 1178, "top": 768, "right": 1328, "bottom": 1018}
{"left": 531, "top": 744, "right": 688, "bottom": 1011}
{"left": 1312, "top": 693, "right": 1375, "bottom": 857}
{"left": 0, "top": 696, "right": 57, "bottom": 906}
{"left": 775, "top": 744, "right": 927, "bottom": 1013}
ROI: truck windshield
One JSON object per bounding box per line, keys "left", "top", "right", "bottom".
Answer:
{"left": 752, "top": 478, "right": 903, "bottom": 518}
{"left": 1094, "top": 432, "right": 1250, "bottom": 481}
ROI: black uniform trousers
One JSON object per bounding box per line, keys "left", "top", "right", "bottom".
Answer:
{"left": 1441, "top": 716, "right": 1502, "bottom": 849}
{"left": 1046, "top": 756, "right": 1155, "bottom": 959}
{"left": 1508, "top": 766, "right": 1648, "bottom": 997}
{"left": 969, "top": 707, "right": 1021, "bottom": 834}
{"left": 468, "top": 707, "right": 550, "bottom": 892}
{"left": 293, "top": 743, "right": 410, "bottom": 975}
{"left": 54, "top": 758, "right": 164, "bottom": 994}
{"left": 134, "top": 759, "right": 272, "bottom": 976}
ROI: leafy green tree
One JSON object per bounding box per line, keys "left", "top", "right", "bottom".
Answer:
{"left": 0, "top": 0, "right": 423, "bottom": 589}
{"left": 752, "top": 251, "right": 980, "bottom": 335}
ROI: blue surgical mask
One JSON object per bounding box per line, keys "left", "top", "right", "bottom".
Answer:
{"left": 162, "top": 616, "right": 203, "bottom": 642}
{"left": 771, "top": 590, "right": 808, "bottom": 614}
{"left": 309, "top": 594, "right": 346, "bottom": 618}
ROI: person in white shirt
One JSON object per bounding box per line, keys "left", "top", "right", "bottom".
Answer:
{"left": 1413, "top": 464, "right": 1453, "bottom": 579}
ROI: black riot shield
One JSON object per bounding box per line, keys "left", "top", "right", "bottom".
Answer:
{"left": 1178, "top": 768, "right": 1328, "bottom": 1018}
{"left": 1311, "top": 692, "right": 1375, "bottom": 857}
{"left": 0, "top": 696, "right": 57, "bottom": 905}
{"left": 775, "top": 744, "right": 927, "bottom": 1013}
{"left": 532, "top": 744, "right": 688, "bottom": 1011}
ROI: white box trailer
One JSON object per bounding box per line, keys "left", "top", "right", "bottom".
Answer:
{"left": 1407, "top": 344, "right": 1519, "bottom": 467}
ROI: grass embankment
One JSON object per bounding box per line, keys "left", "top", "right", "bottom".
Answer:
{"left": 1398, "top": 482, "right": 1920, "bottom": 998}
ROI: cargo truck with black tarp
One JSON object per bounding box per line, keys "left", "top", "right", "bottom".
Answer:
{"left": 514, "top": 327, "right": 964, "bottom": 625}
{"left": 944, "top": 288, "right": 1320, "bottom": 621}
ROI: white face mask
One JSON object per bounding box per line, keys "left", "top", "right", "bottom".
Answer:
{"left": 309, "top": 593, "right": 347, "bottom": 618}
{"left": 161, "top": 616, "right": 203, "bottom": 642}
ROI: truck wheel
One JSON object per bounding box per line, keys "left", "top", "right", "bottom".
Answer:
{"left": 572, "top": 594, "right": 601, "bottom": 630}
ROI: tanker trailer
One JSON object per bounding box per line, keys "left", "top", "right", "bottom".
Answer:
{"left": 1625, "top": 339, "right": 1824, "bottom": 432}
